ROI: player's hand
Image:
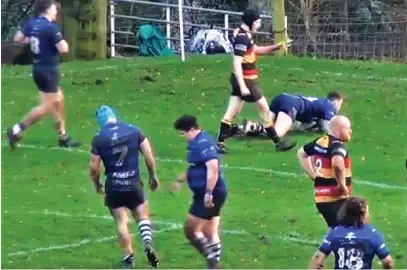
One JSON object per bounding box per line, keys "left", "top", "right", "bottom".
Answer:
{"left": 149, "top": 174, "right": 159, "bottom": 191}
{"left": 204, "top": 192, "right": 215, "bottom": 208}
{"left": 240, "top": 86, "right": 250, "bottom": 96}
{"left": 338, "top": 185, "right": 349, "bottom": 196}
{"left": 95, "top": 182, "right": 104, "bottom": 195}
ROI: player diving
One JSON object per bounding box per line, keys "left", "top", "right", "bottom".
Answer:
{"left": 235, "top": 91, "right": 345, "bottom": 138}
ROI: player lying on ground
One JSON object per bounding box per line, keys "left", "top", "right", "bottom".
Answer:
{"left": 297, "top": 115, "right": 353, "bottom": 228}
{"left": 309, "top": 196, "right": 395, "bottom": 269}
{"left": 238, "top": 91, "right": 344, "bottom": 138}
{"left": 89, "top": 106, "right": 159, "bottom": 269}
{"left": 172, "top": 115, "right": 228, "bottom": 269}
{"left": 216, "top": 8, "right": 296, "bottom": 154}
{"left": 7, "top": 0, "right": 80, "bottom": 149}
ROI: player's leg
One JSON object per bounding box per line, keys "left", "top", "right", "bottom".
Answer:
{"left": 7, "top": 91, "right": 58, "bottom": 149}
{"left": 273, "top": 111, "right": 294, "bottom": 137}
{"left": 105, "top": 191, "right": 136, "bottom": 268}
{"left": 52, "top": 87, "right": 66, "bottom": 136}
{"left": 129, "top": 182, "right": 159, "bottom": 268}
{"left": 216, "top": 96, "right": 244, "bottom": 153}
{"left": 202, "top": 217, "right": 222, "bottom": 269}
{"left": 109, "top": 206, "right": 136, "bottom": 269}
{"left": 49, "top": 69, "right": 81, "bottom": 148}
{"left": 254, "top": 93, "right": 297, "bottom": 151}
{"left": 200, "top": 192, "right": 226, "bottom": 269}
{"left": 184, "top": 214, "right": 208, "bottom": 255}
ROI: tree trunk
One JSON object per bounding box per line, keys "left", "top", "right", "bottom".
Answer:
{"left": 59, "top": 0, "right": 107, "bottom": 61}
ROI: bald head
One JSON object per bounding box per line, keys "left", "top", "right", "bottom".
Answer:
{"left": 328, "top": 115, "right": 352, "bottom": 141}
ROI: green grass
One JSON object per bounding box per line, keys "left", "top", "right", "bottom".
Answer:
{"left": 1, "top": 55, "right": 407, "bottom": 269}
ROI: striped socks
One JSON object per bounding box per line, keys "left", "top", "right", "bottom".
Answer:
{"left": 138, "top": 219, "right": 153, "bottom": 247}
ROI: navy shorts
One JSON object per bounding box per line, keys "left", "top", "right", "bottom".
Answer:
{"left": 33, "top": 68, "right": 60, "bottom": 93}
{"left": 269, "top": 94, "right": 298, "bottom": 120}
{"left": 189, "top": 191, "right": 227, "bottom": 220}
{"left": 105, "top": 181, "right": 145, "bottom": 210}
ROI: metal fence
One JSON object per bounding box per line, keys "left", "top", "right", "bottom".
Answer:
{"left": 109, "top": 0, "right": 407, "bottom": 62}
{"left": 109, "top": 0, "right": 275, "bottom": 57}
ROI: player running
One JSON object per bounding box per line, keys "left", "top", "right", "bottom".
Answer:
{"left": 297, "top": 115, "right": 352, "bottom": 228}
{"left": 172, "top": 115, "right": 228, "bottom": 269}
{"left": 240, "top": 91, "right": 344, "bottom": 138}
{"left": 89, "top": 106, "right": 159, "bottom": 269}
{"left": 309, "top": 196, "right": 395, "bottom": 269}
{"left": 215, "top": 8, "right": 296, "bottom": 154}
{"left": 7, "top": 0, "right": 80, "bottom": 149}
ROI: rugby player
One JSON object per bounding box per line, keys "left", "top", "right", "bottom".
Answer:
{"left": 172, "top": 115, "right": 228, "bottom": 269}
{"left": 216, "top": 8, "right": 296, "bottom": 154}
{"left": 309, "top": 197, "right": 395, "bottom": 269}
{"left": 297, "top": 115, "right": 352, "bottom": 228}
{"left": 240, "top": 91, "right": 344, "bottom": 138}
{"left": 7, "top": 0, "right": 81, "bottom": 149}
{"left": 89, "top": 106, "right": 159, "bottom": 268}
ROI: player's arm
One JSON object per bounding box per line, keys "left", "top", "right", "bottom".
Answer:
{"left": 233, "top": 33, "right": 250, "bottom": 90}
{"left": 205, "top": 159, "right": 219, "bottom": 193}
{"left": 89, "top": 137, "right": 103, "bottom": 193}
{"left": 331, "top": 144, "right": 348, "bottom": 194}
{"left": 297, "top": 142, "right": 317, "bottom": 180}
{"left": 14, "top": 31, "right": 28, "bottom": 43}
{"left": 51, "top": 25, "right": 69, "bottom": 53}
{"left": 139, "top": 136, "right": 159, "bottom": 191}
{"left": 309, "top": 230, "right": 333, "bottom": 269}
{"left": 200, "top": 144, "right": 220, "bottom": 193}
{"left": 308, "top": 250, "right": 328, "bottom": 269}
{"left": 374, "top": 231, "right": 395, "bottom": 269}
{"left": 14, "top": 22, "right": 30, "bottom": 44}
{"left": 253, "top": 43, "right": 284, "bottom": 55}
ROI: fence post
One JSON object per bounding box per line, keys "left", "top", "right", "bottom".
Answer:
{"left": 110, "top": 0, "right": 115, "bottom": 57}
{"left": 166, "top": 7, "right": 171, "bottom": 49}
{"left": 224, "top": 14, "right": 229, "bottom": 38}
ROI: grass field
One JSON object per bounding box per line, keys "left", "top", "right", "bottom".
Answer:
{"left": 1, "top": 55, "right": 407, "bottom": 269}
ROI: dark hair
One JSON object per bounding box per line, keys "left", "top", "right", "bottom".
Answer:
{"left": 337, "top": 197, "right": 368, "bottom": 228}
{"left": 242, "top": 9, "right": 260, "bottom": 28}
{"left": 35, "top": 0, "right": 57, "bottom": 15}
{"left": 174, "top": 115, "right": 199, "bottom": 132}
{"left": 327, "top": 91, "right": 344, "bottom": 101}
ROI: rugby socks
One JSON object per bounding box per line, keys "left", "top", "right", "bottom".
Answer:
{"left": 12, "top": 123, "right": 26, "bottom": 135}
{"left": 138, "top": 219, "right": 153, "bottom": 248}
{"left": 252, "top": 122, "right": 265, "bottom": 134}
{"left": 195, "top": 232, "right": 221, "bottom": 266}
{"left": 206, "top": 241, "right": 222, "bottom": 263}
{"left": 264, "top": 126, "right": 281, "bottom": 144}
{"left": 217, "top": 120, "right": 231, "bottom": 142}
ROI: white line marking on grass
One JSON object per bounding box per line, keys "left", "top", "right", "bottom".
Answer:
{"left": 2, "top": 143, "right": 406, "bottom": 190}
{"left": 7, "top": 239, "right": 92, "bottom": 257}
{"left": 6, "top": 210, "right": 319, "bottom": 257}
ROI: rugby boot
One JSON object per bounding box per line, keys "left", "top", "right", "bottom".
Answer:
{"left": 58, "top": 135, "right": 82, "bottom": 148}
{"left": 217, "top": 142, "right": 228, "bottom": 154}
{"left": 145, "top": 246, "right": 159, "bottom": 268}
{"left": 122, "top": 253, "right": 135, "bottom": 269}
{"left": 207, "top": 257, "right": 220, "bottom": 269}
{"left": 275, "top": 138, "right": 297, "bottom": 152}
{"left": 228, "top": 123, "right": 240, "bottom": 138}
{"left": 7, "top": 127, "right": 22, "bottom": 150}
